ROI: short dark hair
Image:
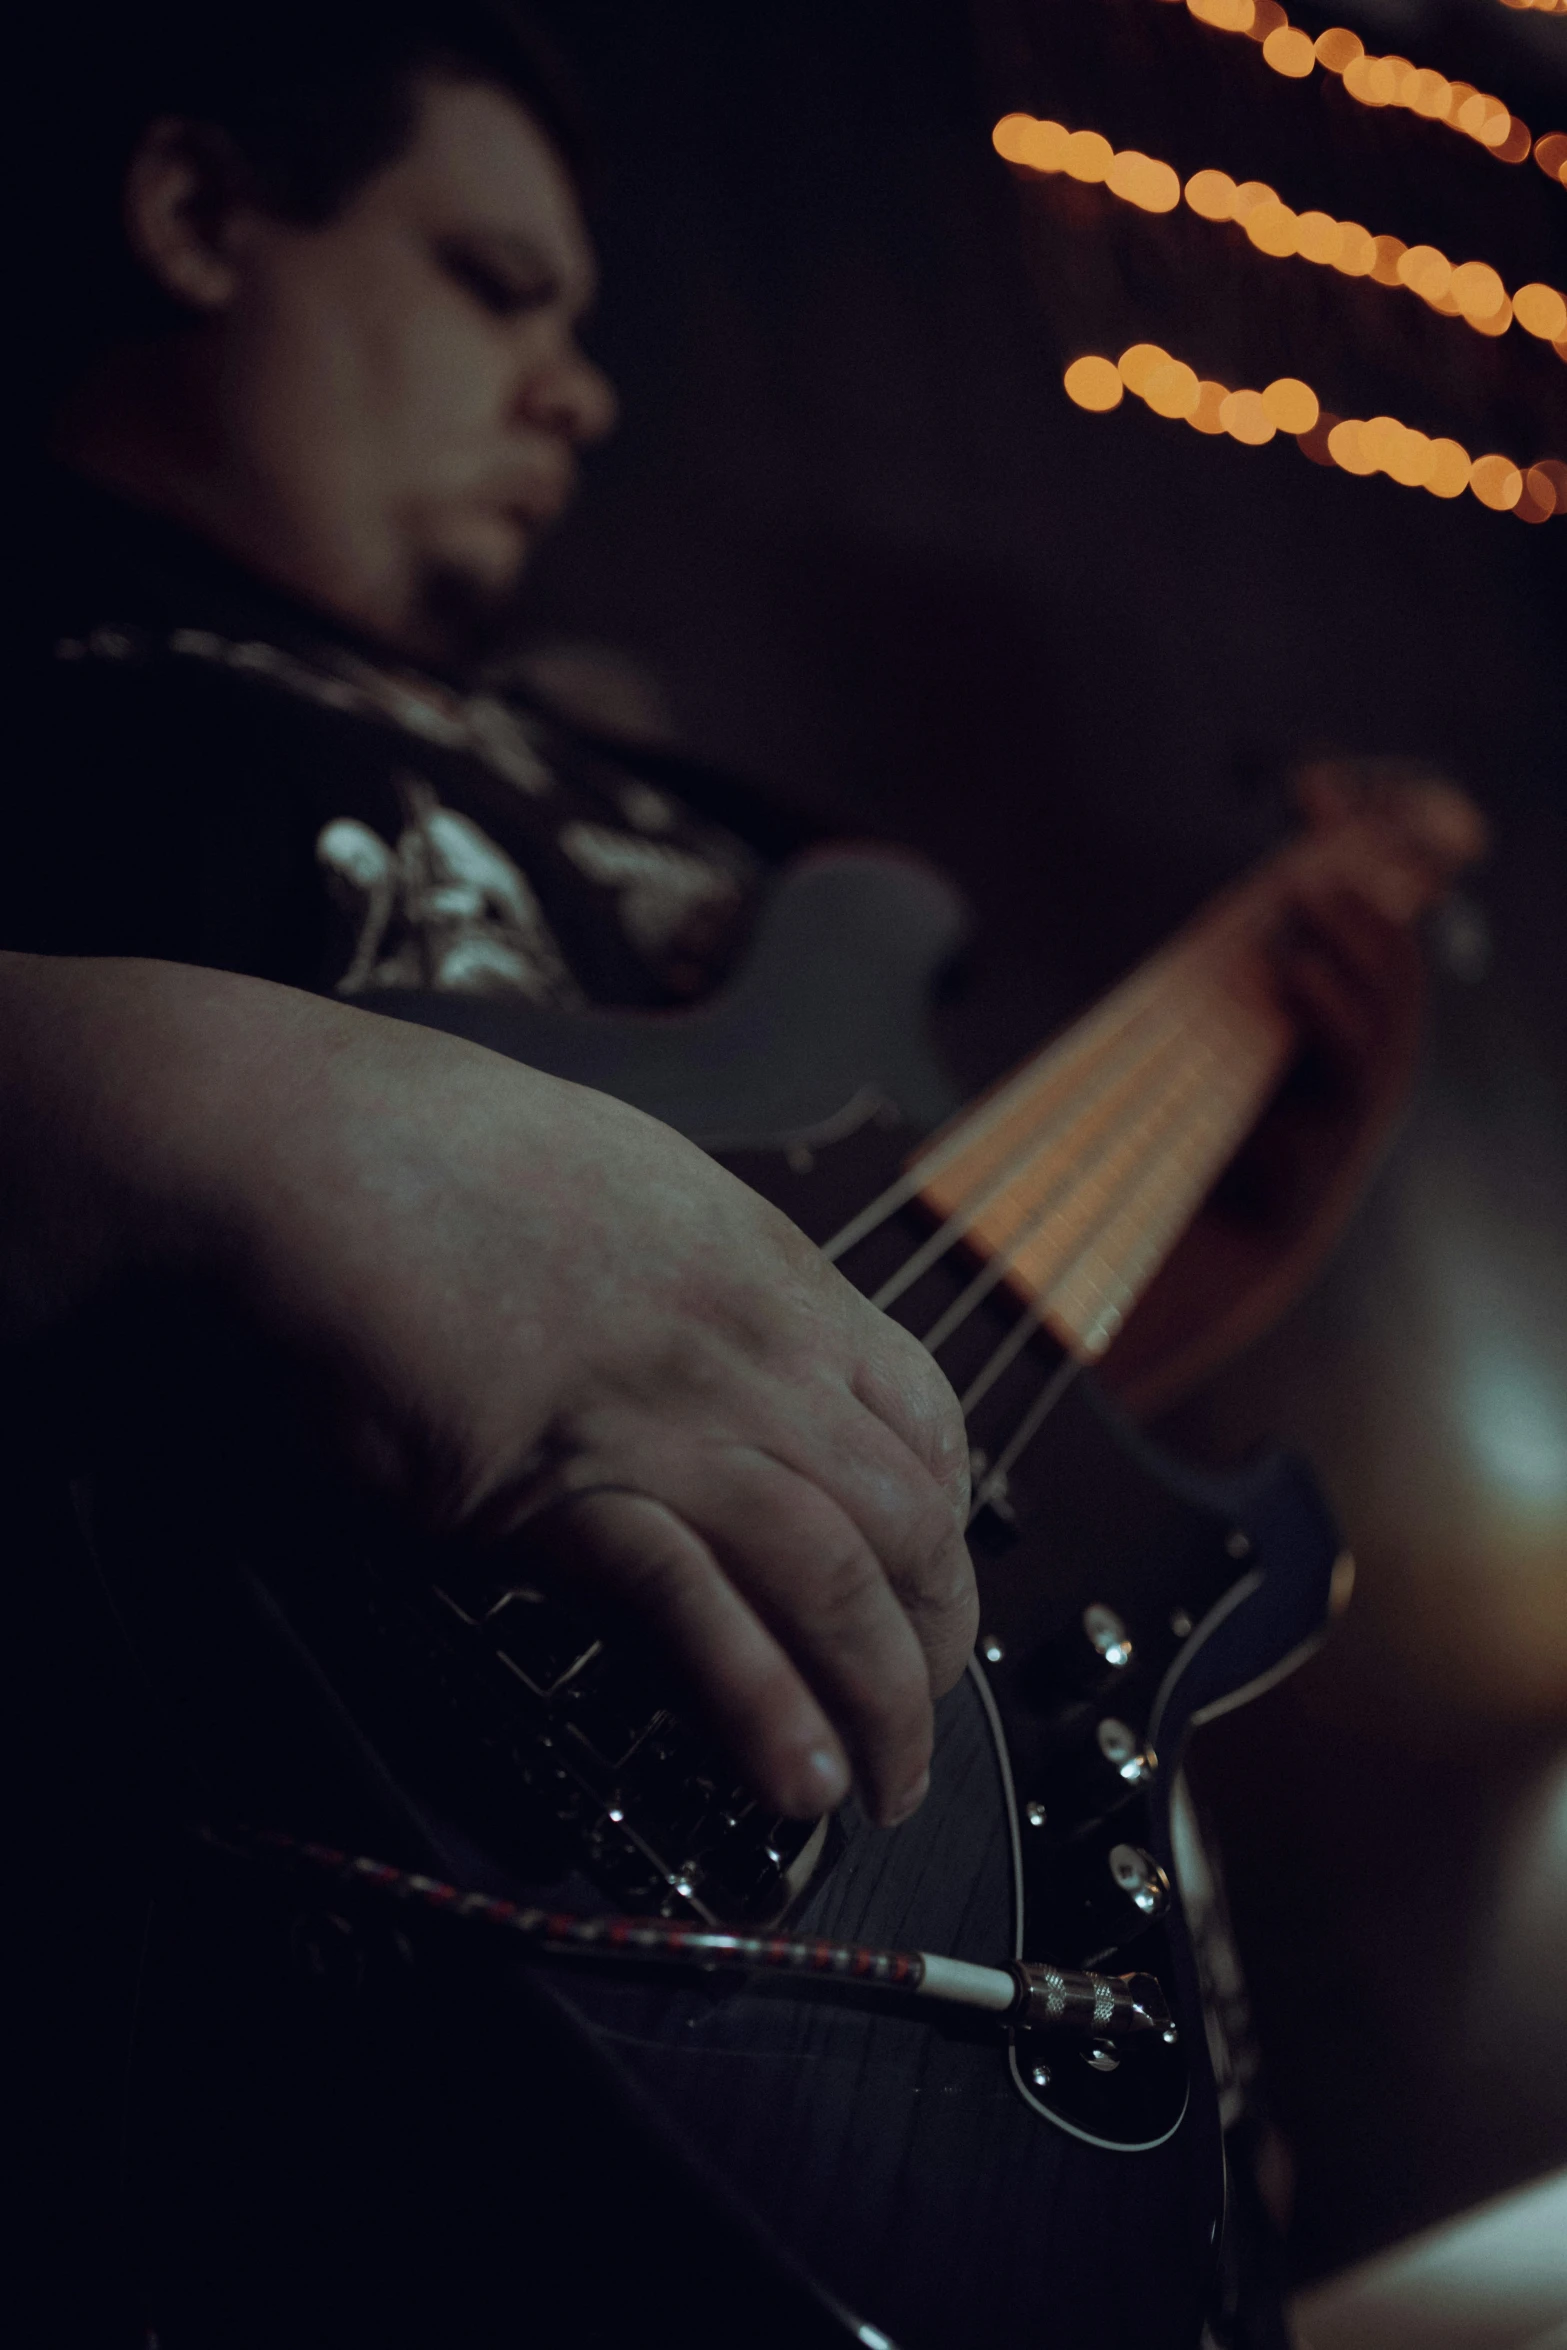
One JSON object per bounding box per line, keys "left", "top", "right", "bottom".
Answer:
{"left": 24, "top": 0, "right": 592, "bottom": 412}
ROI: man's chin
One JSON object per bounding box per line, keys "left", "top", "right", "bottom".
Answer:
{"left": 413, "top": 550, "right": 537, "bottom": 673}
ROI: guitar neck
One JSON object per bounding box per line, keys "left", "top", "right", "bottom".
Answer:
{"left": 910, "top": 783, "right": 1484, "bottom": 1365}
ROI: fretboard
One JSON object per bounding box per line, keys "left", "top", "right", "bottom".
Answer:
{"left": 888, "top": 779, "right": 1482, "bottom": 1366}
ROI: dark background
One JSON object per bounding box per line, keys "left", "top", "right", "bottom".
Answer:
{"left": 520, "top": 0, "right": 1566, "bottom": 2287}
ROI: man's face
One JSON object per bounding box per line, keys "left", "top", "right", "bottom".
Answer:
{"left": 180, "top": 78, "right": 616, "bottom": 662}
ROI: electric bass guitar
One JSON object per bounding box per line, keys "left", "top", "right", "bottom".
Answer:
{"left": 104, "top": 767, "right": 1481, "bottom": 2350}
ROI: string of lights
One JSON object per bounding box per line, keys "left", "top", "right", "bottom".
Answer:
{"left": 991, "top": 114, "right": 1567, "bottom": 354}
{"left": 1153, "top": 0, "right": 1567, "bottom": 180}
{"left": 1061, "top": 346, "right": 1566, "bottom": 522}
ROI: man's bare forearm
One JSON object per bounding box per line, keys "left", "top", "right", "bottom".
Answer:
{"left": 0, "top": 952, "right": 362, "bottom": 1342}
{"left": 0, "top": 952, "right": 971, "bottom": 1823}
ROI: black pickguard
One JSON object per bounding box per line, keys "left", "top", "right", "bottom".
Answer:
{"left": 99, "top": 851, "right": 1344, "bottom": 2350}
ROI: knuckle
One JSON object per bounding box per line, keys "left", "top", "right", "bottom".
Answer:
{"left": 803, "top": 1532, "right": 886, "bottom": 1630}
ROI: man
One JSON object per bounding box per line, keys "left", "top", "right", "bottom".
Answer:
{"left": 8, "top": 1, "right": 1421, "bottom": 2336}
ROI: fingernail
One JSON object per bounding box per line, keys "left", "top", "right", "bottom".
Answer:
{"left": 882, "top": 1769, "right": 930, "bottom": 1828}
{"left": 801, "top": 1747, "right": 850, "bottom": 1809}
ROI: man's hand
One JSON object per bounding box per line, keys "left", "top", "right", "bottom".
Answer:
{"left": 0, "top": 956, "right": 974, "bottom": 1826}
{"left": 1101, "top": 880, "right": 1425, "bottom": 1417}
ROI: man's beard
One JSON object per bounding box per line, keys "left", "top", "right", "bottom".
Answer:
{"left": 413, "top": 553, "right": 538, "bottom": 676}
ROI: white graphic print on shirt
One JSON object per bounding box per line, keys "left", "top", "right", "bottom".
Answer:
{"left": 318, "top": 775, "right": 584, "bottom": 1005}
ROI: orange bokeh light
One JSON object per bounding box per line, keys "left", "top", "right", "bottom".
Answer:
{"left": 1386, "top": 429, "right": 1436, "bottom": 488}
{"left": 1189, "top": 381, "right": 1231, "bottom": 434}
{"left": 1244, "top": 201, "right": 1300, "bottom": 257}
{"left": 1514, "top": 284, "right": 1567, "bottom": 341}
{"left": 1063, "top": 129, "right": 1114, "bottom": 182}
{"left": 1425, "top": 440, "right": 1473, "bottom": 499}
{"left": 1469, "top": 454, "right": 1524, "bottom": 510}
{"left": 1189, "top": 0, "right": 1257, "bottom": 29}
{"left": 1117, "top": 343, "right": 1172, "bottom": 394}
{"left": 1062, "top": 356, "right": 1125, "bottom": 412}
{"left": 1333, "top": 223, "right": 1376, "bottom": 277}
{"left": 1358, "top": 415, "right": 1403, "bottom": 471}
{"left": 1467, "top": 296, "right": 1514, "bottom": 339}
{"left": 1220, "top": 388, "right": 1276, "bottom": 444}
{"left": 1314, "top": 26, "right": 1364, "bottom": 71}
{"left": 1184, "top": 168, "right": 1238, "bottom": 220}
{"left": 1398, "top": 245, "right": 1452, "bottom": 303}
{"left": 1295, "top": 211, "right": 1342, "bottom": 265}
{"left": 991, "top": 114, "right": 1035, "bottom": 163}
{"left": 1108, "top": 151, "right": 1182, "bottom": 211}
{"left": 1451, "top": 260, "right": 1507, "bottom": 319}
{"left": 1327, "top": 420, "right": 1376, "bottom": 475}
{"left": 1371, "top": 236, "right": 1407, "bottom": 286}
{"left": 1144, "top": 359, "right": 1202, "bottom": 417}
{"left": 1262, "top": 377, "right": 1319, "bottom": 433}
{"left": 1231, "top": 180, "right": 1278, "bottom": 220}
{"left": 1263, "top": 24, "right": 1316, "bottom": 75}
{"left": 1518, "top": 469, "right": 1558, "bottom": 523}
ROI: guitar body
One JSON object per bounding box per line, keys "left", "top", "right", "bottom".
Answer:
{"left": 101, "top": 853, "right": 1345, "bottom": 2350}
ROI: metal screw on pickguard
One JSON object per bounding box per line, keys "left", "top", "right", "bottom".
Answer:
{"left": 1226, "top": 1530, "right": 1252, "bottom": 1559}
{"left": 1169, "top": 1607, "right": 1193, "bottom": 1639}
{"left": 1097, "top": 1720, "right": 1154, "bottom": 1785}
{"left": 1025, "top": 1801, "right": 1047, "bottom": 1829}
{"left": 1108, "top": 1843, "right": 1170, "bottom": 1920}
{"left": 981, "top": 1636, "right": 1005, "bottom": 1665}
{"left": 1030, "top": 2062, "right": 1053, "bottom": 2090}
{"left": 1083, "top": 1603, "right": 1133, "bottom": 1671}
{"left": 1084, "top": 2041, "right": 1120, "bottom": 2073}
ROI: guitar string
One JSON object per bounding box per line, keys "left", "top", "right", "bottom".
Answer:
{"left": 953, "top": 1020, "right": 1240, "bottom": 1416}
{"left": 1041, "top": 1004, "right": 1292, "bottom": 1356}
{"left": 951, "top": 812, "right": 1441, "bottom": 1505}
{"left": 826, "top": 817, "right": 1425, "bottom": 1515}
{"left": 914, "top": 948, "right": 1250, "bottom": 1384}
{"left": 914, "top": 960, "right": 1252, "bottom": 1354}
{"left": 903, "top": 943, "right": 1287, "bottom": 1508}
{"left": 954, "top": 1015, "right": 1276, "bottom": 1520}
{"left": 823, "top": 867, "right": 1275, "bottom": 1275}
{"left": 868, "top": 983, "right": 1217, "bottom": 1315}
{"left": 819, "top": 929, "right": 1203, "bottom": 1265}
{"left": 822, "top": 811, "right": 1372, "bottom": 1276}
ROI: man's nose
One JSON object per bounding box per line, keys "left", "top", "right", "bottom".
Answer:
{"left": 528, "top": 345, "right": 618, "bottom": 447}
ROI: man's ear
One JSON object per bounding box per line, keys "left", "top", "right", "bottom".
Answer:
{"left": 122, "top": 117, "right": 255, "bottom": 314}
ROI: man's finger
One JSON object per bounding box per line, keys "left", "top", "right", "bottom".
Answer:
{"left": 524, "top": 1488, "right": 853, "bottom": 1819}
{"left": 849, "top": 1313, "right": 973, "bottom": 1520}
{"left": 801, "top": 1389, "right": 977, "bottom": 1698}
{"left": 622, "top": 1443, "right": 946, "bottom": 1825}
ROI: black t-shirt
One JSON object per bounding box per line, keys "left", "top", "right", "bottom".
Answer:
{"left": 6, "top": 471, "right": 815, "bottom": 1002}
